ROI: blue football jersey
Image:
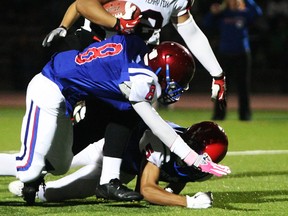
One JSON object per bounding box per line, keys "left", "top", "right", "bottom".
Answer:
{"left": 121, "top": 121, "right": 210, "bottom": 183}
{"left": 42, "top": 35, "right": 151, "bottom": 114}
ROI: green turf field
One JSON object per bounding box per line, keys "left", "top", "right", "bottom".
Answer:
{"left": 0, "top": 108, "right": 287, "bottom": 216}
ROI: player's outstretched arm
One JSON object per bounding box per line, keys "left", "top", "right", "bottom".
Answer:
{"left": 172, "top": 12, "right": 223, "bottom": 78}
{"left": 132, "top": 101, "right": 198, "bottom": 164}
{"left": 132, "top": 101, "right": 231, "bottom": 177}
{"left": 42, "top": 2, "right": 81, "bottom": 47}
{"left": 172, "top": 12, "right": 227, "bottom": 104}
{"left": 140, "top": 161, "right": 187, "bottom": 207}
{"left": 140, "top": 161, "right": 213, "bottom": 208}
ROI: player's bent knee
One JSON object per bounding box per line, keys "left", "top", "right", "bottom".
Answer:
{"left": 17, "top": 164, "right": 44, "bottom": 183}
{"left": 49, "top": 165, "right": 70, "bottom": 176}
{"left": 48, "top": 158, "right": 72, "bottom": 176}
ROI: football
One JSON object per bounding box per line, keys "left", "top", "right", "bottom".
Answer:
{"left": 103, "top": 0, "right": 141, "bottom": 20}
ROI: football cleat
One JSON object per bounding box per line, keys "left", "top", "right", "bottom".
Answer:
{"left": 22, "top": 176, "right": 45, "bottom": 205}
{"left": 186, "top": 192, "right": 213, "bottom": 209}
{"left": 95, "top": 178, "right": 143, "bottom": 201}
{"left": 8, "top": 180, "right": 24, "bottom": 197}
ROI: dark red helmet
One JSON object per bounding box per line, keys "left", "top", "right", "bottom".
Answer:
{"left": 146, "top": 41, "right": 195, "bottom": 104}
{"left": 181, "top": 121, "right": 228, "bottom": 163}
{"left": 171, "top": 121, "right": 228, "bottom": 181}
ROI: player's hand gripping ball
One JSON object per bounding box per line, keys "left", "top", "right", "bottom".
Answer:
{"left": 103, "top": 0, "right": 141, "bottom": 34}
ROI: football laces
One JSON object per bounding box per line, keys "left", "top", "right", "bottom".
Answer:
{"left": 115, "top": 12, "right": 125, "bottom": 19}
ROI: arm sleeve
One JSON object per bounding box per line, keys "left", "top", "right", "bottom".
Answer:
{"left": 132, "top": 101, "right": 198, "bottom": 165}
{"left": 173, "top": 13, "right": 223, "bottom": 77}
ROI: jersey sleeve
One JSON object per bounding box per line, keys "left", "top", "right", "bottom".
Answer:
{"left": 139, "top": 130, "right": 171, "bottom": 168}
{"left": 121, "top": 68, "right": 162, "bottom": 104}
{"left": 129, "top": 77, "right": 156, "bottom": 103}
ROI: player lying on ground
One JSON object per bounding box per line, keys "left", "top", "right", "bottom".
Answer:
{"left": 3, "top": 121, "right": 229, "bottom": 208}
{"left": 14, "top": 33, "right": 230, "bottom": 205}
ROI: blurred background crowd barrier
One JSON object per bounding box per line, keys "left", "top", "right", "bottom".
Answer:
{"left": 0, "top": 0, "right": 287, "bottom": 94}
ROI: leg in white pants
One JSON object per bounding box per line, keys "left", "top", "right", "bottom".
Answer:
{"left": 16, "top": 73, "right": 73, "bottom": 183}
{"left": 39, "top": 140, "right": 136, "bottom": 202}
{"left": 39, "top": 141, "right": 105, "bottom": 201}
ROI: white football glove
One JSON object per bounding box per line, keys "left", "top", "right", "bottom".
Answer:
{"left": 72, "top": 101, "right": 86, "bottom": 124}
{"left": 186, "top": 192, "right": 213, "bottom": 209}
{"left": 42, "top": 26, "right": 67, "bottom": 47}
{"left": 193, "top": 153, "right": 231, "bottom": 177}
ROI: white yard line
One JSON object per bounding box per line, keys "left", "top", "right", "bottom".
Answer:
{"left": 227, "top": 150, "right": 288, "bottom": 156}
{"left": 1, "top": 150, "right": 288, "bottom": 155}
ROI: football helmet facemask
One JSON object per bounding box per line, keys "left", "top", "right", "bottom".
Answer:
{"left": 174, "top": 121, "right": 228, "bottom": 178}
{"left": 146, "top": 41, "right": 195, "bottom": 105}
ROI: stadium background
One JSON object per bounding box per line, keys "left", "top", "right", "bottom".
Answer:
{"left": 0, "top": 2, "right": 287, "bottom": 214}
{"left": 0, "top": 0, "right": 287, "bottom": 109}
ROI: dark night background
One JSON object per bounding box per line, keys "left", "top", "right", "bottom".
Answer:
{"left": 0, "top": 0, "right": 287, "bottom": 94}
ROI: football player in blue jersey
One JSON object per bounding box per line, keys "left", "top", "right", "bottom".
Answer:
{"left": 15, "top": 34, "right": 230, "bottom": 205}
{"left": 4, "top": 121, "right": 228, "bottom": 208}
{"left": 39, "top": 0, "right": 229, "bottom": 203}
{"left": 40, "top": 0, "right": 229, "bottom": 203}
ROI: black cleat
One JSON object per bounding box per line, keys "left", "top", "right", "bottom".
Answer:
{"left": 22, "top": 176, "right": 45, "bottom": 205}
{"left": 95, "top": 178, "right": 143, "bottom": 201}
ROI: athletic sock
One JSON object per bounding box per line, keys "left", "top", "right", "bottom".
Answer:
{"left": 100, "top": 156, "right": 122, "bottom": 185}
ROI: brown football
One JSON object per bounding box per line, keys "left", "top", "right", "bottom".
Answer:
{"left": 103, "top": 0, "right": 141, "bottom": 19}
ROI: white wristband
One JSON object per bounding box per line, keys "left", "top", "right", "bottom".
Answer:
{"left": 186, "top": 195, "right": 194, "bottom": 208}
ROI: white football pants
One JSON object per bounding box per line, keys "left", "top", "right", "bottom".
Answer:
{"left": 39, "top": 139, "right": 135, "bottom": 201}
{"left": 16, "top": 73, "right": 73, "bottom": 183}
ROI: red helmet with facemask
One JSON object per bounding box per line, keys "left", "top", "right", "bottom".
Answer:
{"left": 147, "top": 41, "right": 195, "bottom": 105}
{"left": 171, "top": 121, "right": 228, "bottom": 181}
{"left": 181, "top": 121, "right": 228, "bottom": 163}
